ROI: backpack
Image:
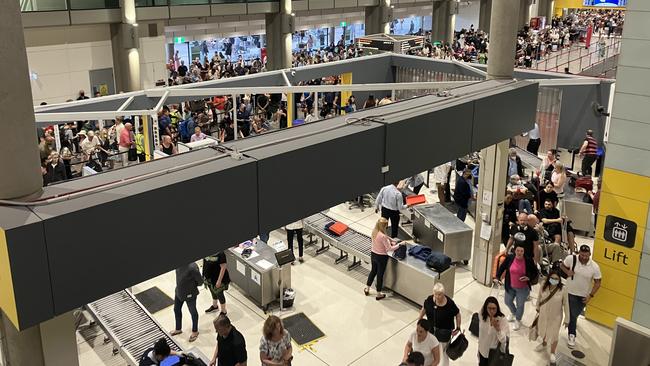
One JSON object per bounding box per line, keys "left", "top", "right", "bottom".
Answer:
{"left": 426, "top": 251, "right": 451, "bottom": 272}
{"left": 179, "top": 118, "right": 193, "bottom": 143}
{"left": 138, "top": 348, "right": 156, "bottom": 366}
{"left": 408, "top": 245, "right": 432, "bottom": 261}
{"left": 559, "top": 255, "right": 577, "bottom": 279}
{"left": 393, "top": 245, "right": 407, "bottom": 260}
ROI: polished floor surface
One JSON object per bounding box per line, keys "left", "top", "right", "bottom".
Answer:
{"left": 77, "top": 177, "right": 611, "bottom": 366}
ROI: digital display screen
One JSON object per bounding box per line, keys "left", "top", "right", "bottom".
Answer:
{"left": 583, "top": 0, "right": 627, "bottom": 7}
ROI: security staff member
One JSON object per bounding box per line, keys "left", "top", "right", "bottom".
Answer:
{"left": 375, "top": 182, "right": 408, "bottom": 238}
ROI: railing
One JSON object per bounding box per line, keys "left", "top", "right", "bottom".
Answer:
{"left": 531, "top": 37, "right": 621, "bottom": 77}
{"left": 20, "top": 0, "right": 274, "bottom": 11}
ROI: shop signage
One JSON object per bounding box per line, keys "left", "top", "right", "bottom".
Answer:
{"left": 604, "top": 215, "right": 636, "bottom": 248}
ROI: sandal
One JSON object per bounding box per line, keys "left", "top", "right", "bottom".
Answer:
{"left": 363, "top": 288, "right": 370, "bottom": 296}
{"left": 189, "top": 332, "right": 199, "bottom": 342}
{"left": 170, "top": 330, "right": 182, "bottom": 336}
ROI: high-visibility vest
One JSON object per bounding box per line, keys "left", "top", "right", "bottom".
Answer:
{"left": 135, "top": 133, "right": 145, "bottom": 154}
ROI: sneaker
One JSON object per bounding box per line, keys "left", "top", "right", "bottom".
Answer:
{"left": 507, "top": 314, "right": 515, "bottom": 322}
{"left": 512, "top": 320, "right": 521, "bottom": 331}
{"left": 534, "top": 343, "right": 546, "bottom": 352}
{"left": 550, "top": 353, "right": 557, "bottom": 364}
{"left": 568, "top": 334, "right": 576, "bottom": 348}
{"left": 205, "top": 305, "right": 218, "bottom": 313}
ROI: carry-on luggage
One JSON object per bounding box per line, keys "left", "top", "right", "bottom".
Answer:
{"left": 426, "top": 251, "right": 451, "bottom": 272}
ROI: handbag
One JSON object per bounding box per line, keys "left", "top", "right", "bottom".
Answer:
{"left": 528, "top": 315, "right": 539, "bottom": 341}
{"left": 446, "top": 332, "right": 468, "bottom": 360}
{"left": 488, "top": 341, "right": 514, "bottom": 366}
{"left": 469, "top": 312, "right": 480, "bottom": 337}
{"left": 128, "top": 147, "right": 137, "bottom": 161}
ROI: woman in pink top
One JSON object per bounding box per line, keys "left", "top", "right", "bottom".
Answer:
{"left": 496, "top": 244, "right": 538, "bottom": 331}
{"left": 364, "top": 218, "right": 404, "bottom": 300}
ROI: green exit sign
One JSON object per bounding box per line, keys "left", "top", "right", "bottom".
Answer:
{"left": 174, "top": 37, "right": 186, "bottom": 44}
{"left": 340, "top": 21, "right": 347, "bottom": 27}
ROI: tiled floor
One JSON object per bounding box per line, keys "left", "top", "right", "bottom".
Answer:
{"left": 77, "top": 174, "right": 612, "bottom": 366}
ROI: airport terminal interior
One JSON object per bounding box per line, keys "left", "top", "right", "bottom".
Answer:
{"left": 2, "top": 0, "right": 650, "bottom": 365}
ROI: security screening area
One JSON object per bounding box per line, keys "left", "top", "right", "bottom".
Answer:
{"left": 3, "top": 1, "right": 650, "bottom": 366}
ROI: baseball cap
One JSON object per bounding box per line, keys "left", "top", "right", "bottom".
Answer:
{"left": 579, "top": 245, "right": 591, "bottom": 253}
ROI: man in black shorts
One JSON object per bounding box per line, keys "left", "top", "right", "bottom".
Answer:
{"left": 540, "top": 199, "right": 563, "bottom": 243}
{"left": 203, "top": 252, "right": 230, "bottom": 316}
{"left": 506, "top": 213, "right": 540, "bottom": 264}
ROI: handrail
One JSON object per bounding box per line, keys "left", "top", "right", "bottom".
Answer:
{"left": 532, "top": 38, "right": 621, "bottom": 75}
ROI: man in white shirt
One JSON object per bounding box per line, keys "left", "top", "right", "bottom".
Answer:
{"left": 432, "top": 162, "right": 452, "bottom": 204}
{"left": 375, "top": 182, "right": 408, "bottom": 238}
{"left": 526, "top": 122, "right": 541, "bottom": 156}
{"left": 561, "top": 245, "right": 602, "bottom": 349}
{"left": 80, "top": 130, "right": 100, "bottom": 160}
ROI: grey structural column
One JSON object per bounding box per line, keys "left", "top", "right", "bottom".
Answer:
{"left": 364, "top": 0, "right": 391, "bottom": 35}
{"left": 545, "top": 0, "right": 555, "bottom": 23}
{"left": 432, "top": 0, "right": 454, "bottom": 44}
{"left": 472, "top": 0, "right": 521, "bottom": 284}
{"left": 0, "top": 0, "right": 43, "bottom": 200}
{"left": 265, "top": 0, "right": 293, "bottom": 70}
{"left": 479, "top": 0, "right": 492, "bottom": 32}
{"left": 111, "top": 0, "right": 141, "bottom": 92}
{"left": 518, "top": 0, "right": 532, "bottom": 28}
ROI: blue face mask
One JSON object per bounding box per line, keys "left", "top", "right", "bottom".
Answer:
{"left": 549, "top": 278, "right": 560, "bottom": 286}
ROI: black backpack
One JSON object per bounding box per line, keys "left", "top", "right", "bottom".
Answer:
{"left": 469, "top": 312, "right": 480, "bottom": 337}
{"left": 426, "top": 252, "right": 451, "bottom": 272}
{"left": 558, "top": 255, "right": 577, "bottom": 279}
{"left": 393, "top": 244, "right": 407, "bottom": 260}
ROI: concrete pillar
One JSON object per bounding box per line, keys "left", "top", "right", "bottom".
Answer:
{"left": 472, "top": 0, "right": 520, "bottom": 284}
{"left": 364, "top": 0, "right": 390, "bottom": 35}
{"left": 329, "top": 27, "right": 336, "bottom": 45}
{"left": 545, "top": 0, "right": 555, "bottom": 24}
{"left": 518, "top": 0, "right": 531, "bottom": 28}
{"left": 111, "top": 0, "right": 141, "bottom": 92}
{"left": 0, "top": 0, "right": 43, "bottom": 200}
{"left": 1, "top": 312, "right": 79, "bottom": 366}
{"left": 265, "top": 0, "right": 292, "bottom": 70}
{"left": 432, "top": 0, "right": 453, "bottom": 44}
{"left": 487, "top": 0, "right": 520, "bottom": 80}
{"left": 479, "top": 0, "right": 492, "bottom": 32}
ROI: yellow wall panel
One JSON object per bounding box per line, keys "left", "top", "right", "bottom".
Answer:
{"left": 0, "top": 229, "right": 19, "bottom": 328}
{"left": 598, "top": 192, "right": 649, "bottom": 230}
{"left": 593, "top": 239, "right": 642, "bottom": 275}
{"left": 585, "top": 305, "right": 622, "bottom": 328}
{"left": 588, "top": 287, "right": 634, "bottom": 324}
{"left": 340, "top": 72, "right": 352, "bottom": 115}
{"left": 597, "top": 261, "right": 639, "bottom": 298}
{"left": 602, "top": 168, "right": 650, "bottom": 204}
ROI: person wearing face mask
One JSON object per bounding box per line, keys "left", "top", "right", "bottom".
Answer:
{"left": 533, "top": 269, "right": 569, "bottom": 364}
{"left": 506, "top": 213, "right": 540, "bottom": 264}
{"left": 506, "top": 148, "right": 524, "bottom": 182}
{"left": 496, "top": 243, "right": 538, "bottom": 331}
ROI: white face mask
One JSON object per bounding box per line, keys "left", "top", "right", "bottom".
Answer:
{"left": 549, "top": 278, "right": 560, "bottom": 286}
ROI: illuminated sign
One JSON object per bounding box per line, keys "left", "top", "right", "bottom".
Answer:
{"left": 583, "top": 0, "right": 627, "bottom": 7}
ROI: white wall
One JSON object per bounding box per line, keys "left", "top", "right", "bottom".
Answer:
{"left": 25, "top": 24, "right": 114, "bottom": 105}
{"left": 27, "top": 40, "right": 114, "bottom": 104}
{"left": 455, "top": 0, "right": 480, "bottom": 31}
{"left": 139, "top": 36, "right": 167, "bottom": 89}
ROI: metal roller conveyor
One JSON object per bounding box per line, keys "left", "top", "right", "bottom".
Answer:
{"left": 303, "top": 212, "right": 372, "bottom": 270}
{"left": 86, "top": 290, "right": 183, "bottom": 365}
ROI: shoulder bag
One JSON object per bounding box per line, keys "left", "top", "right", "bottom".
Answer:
{"left": 488, "top": 340, "right": 514, "bottom": 366}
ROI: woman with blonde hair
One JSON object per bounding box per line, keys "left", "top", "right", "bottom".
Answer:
{"left": 364, "top": 217, "right": 404, "bottom": 300}
{"left": 551, "top": 162, "right": 567, "bottom": 212}
{"left": 259, "top": 315, "right": 292, "bottom": 366}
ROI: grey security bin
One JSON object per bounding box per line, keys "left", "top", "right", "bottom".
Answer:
{"left": 412, "top": 203, "right": 473, "bottom": 263}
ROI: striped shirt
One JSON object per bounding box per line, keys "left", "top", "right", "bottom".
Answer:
{"left": 584, "top": 136, "right": 598, "bottom": 156}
